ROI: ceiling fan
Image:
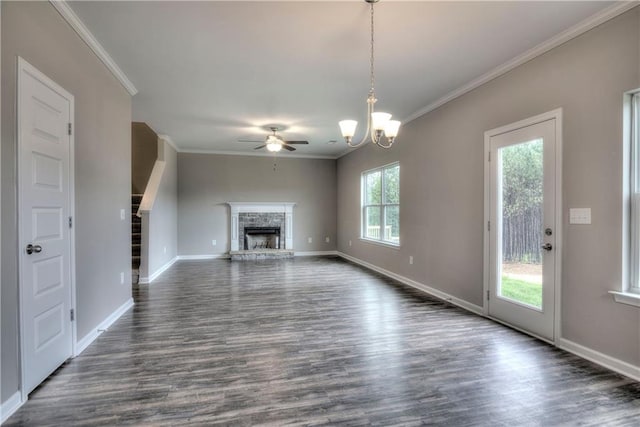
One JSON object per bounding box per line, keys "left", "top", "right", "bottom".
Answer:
{"left": 238, "top": 127, "right": 309, "bottom": 152}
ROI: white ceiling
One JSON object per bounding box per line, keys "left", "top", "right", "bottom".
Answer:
{"left": 68, "top": 1, "right": 615, "bottom": 158}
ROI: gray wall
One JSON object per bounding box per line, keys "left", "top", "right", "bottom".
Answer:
{"left": 131, "top": 122, "right": 158, "bottom": 195}
{"left": 147, "top": 139, "right": 178, "bottom": 276}
{"left": 1, "top": 1, "right": 132, "bottom": 402}
{"left": 338, "top": 9, "right": 640, "bottom": 367}
{"left": 178, "top": 154, "right": 337, "bottom": 255}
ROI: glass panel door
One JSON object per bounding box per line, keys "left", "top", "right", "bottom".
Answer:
{"left": 487, "top": 116, "right": 557, "bottom": 341}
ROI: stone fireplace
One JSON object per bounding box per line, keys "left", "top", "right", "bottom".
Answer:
{"left": 227, "top": 202, "right": 295, "bottom": 252}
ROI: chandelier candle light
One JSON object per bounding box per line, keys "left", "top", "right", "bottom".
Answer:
{"left": 339, "top": 0, "right": 400, "bottom": 149}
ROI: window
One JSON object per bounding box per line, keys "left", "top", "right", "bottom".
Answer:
{"left": 629, "top": 92, "right": 640, "bottom": 295}
{"left": 362, "top": 162, "right": 400, "bottom": 245}
{"left": 614, "top": 90, "right": 640, "bottom": 306}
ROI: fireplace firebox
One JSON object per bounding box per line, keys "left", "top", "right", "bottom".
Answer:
{"left": 244, "top": 227, "right": 281, "bottom": 250}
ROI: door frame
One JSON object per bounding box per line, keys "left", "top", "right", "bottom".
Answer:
{"left": 483, "top": 108, "right": 563, "bottom": 343}
{"left": 17, "top": 57, "right": 77, "bottom": 401}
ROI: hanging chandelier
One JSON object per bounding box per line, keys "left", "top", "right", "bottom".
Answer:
{"left": 339, "top": 0, "right": 400, "bottom": 149}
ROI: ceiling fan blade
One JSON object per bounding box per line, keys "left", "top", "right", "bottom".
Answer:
{"left": 282, "top": 144, "right": 296, "bottom": 151}
{"left": 283, "top": 140, "right": 309, "bottom": 145}
{"left": 238, "top": 139, "right": 264, "bottom": 143}
{"left": 254, "top": 145, "right": 267, "bottom": 150}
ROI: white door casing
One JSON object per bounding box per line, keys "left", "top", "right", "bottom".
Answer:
{"left": 18, "top": 57, "right": 75, "bottom": 396}
{"left": 483, "top": 109, "right": 562, "bottom": 342}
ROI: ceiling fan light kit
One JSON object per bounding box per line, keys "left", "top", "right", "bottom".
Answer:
{"left": 339, "top": 0, "right": 400, "bottom": 149}
{"left": 244, "top": 127, "right": 309, "bottom": 153}
{"left": 266, "top": 140, "right": 282, "bottom": 152}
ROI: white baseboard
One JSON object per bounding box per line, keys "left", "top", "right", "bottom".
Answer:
{"left": 337, "top": 252, "right": 640, "bottom": 381}
{"left": 295, "top": 250, "right": 339, "bottom": 257}
{"left": 337, "top": 252, "right": 484, "bottom": 315}
{"left": 1, "top": 391, "right": 24, "bottom": 424}
{"left": 75, "top": 298, "right": 134, "bottom": 356}
{"left": 139, "top": 256, "right": 178, "bottom": 284}
{"left": 557, "top": 338, "right": 640, "bottom": 382}
{"left": 176, "top": 254, "right": 230, "bottom": 260}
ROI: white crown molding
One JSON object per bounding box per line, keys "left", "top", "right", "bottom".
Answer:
{"left": 179, "top": 148, "right": 337, "bottom": 160}
{"left": 49, "top": 0, "right": 138, "bottom": 96}
{"left": 158, "top": 134, "right": 179, "bottom": 153}
{"left": 402, "top": 1, "right": 639, "bottom": 125}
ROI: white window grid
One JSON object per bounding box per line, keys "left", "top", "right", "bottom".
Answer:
{"left": 361, "top": 162, "right": 400, "bottom": 246}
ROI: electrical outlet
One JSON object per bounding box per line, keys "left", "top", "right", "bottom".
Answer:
{"left": 308, "top": 237, "right": 313, "bottom": 243}
{"left": 349, "top": 240, "right": 352, "bottom": 246}
{"left": 325, "top": 237, "right": 330, "bottom": 243}
{"left": 164, "top": 246, "right": 167, "bottom": 254}
{"left": 120, "top": 272, "right": 125, "bottom": 284}
{"left": 120, "top": 209, "right": 125, "bottom": 220}
{"left": 409, "top": 256, "right": 414, "bottom": 265}
{"left": 212, "top": 239, "right": 217, "bottom": 246}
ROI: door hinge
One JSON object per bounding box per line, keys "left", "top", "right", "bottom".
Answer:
{"left": 68, "top": 123, "right": 72, "bottom": 136}
{"left": 70, "top": 308, "right": 75, "bottom": 322}
{"left": 68, "top": 216, "right": 73, "bottom": 228}
{"left": 487, "top": 290, "right": 490, "bottom": 301}
{"left": 488, "top": 151, "right": 491, "bottom": 162}
{"left": 487, "top": 221, "right": 490, "bottom": 231}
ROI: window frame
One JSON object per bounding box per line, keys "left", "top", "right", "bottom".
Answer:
{"left": 615, "top": 90, "right": 640, "bottom": 306}
{"left": 629, "top": 91, "right": 640, "bottom": 295}
{"left": 361, "top": 162, "right": 400, "bottom": 246}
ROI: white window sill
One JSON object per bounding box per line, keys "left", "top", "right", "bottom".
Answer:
{"left": 609, "top": 291, "right": 640, "bottom": 308}
{"left": 359, "top": 237, "right": 400, "bottom": 250}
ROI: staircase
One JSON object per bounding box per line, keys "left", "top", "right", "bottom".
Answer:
{"left": 132, "top": 194, "right": 143, "bottom": 284}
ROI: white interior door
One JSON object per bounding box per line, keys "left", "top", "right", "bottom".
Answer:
{"left": 486, "top": 113, "right": 560, "bottom": 341}
{"left": 18, "top": 58, "right": 74, "bottom": 395}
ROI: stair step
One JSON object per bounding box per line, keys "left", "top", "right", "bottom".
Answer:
{"left": 131, "top": 194, "right": 144, "bottom": 270}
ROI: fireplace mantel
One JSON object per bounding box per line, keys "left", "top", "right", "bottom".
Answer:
{"left": 227, "top": 202, "right": 296, "bottom": 251}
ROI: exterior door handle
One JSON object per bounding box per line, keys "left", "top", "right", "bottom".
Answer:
{"left": 541, "top": 243, "right": 553, "bottom": 251}
{"left": 26, "top": 244, "right": 42, "bottom": 255}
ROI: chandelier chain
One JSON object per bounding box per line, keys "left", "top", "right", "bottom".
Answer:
{"left": 369, "top": 1, "right": 375, "bottom": 96}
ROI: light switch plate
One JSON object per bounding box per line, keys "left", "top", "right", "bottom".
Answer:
{"left": 120, "top": 209, "right": 125, "bottom": 220}
{"left": 569, "top": 208, "right": 591, "bottom": 224}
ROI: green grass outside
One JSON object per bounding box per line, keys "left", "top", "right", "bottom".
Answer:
{"left": 501, "top": 276, "right": 542, "bottom": 308}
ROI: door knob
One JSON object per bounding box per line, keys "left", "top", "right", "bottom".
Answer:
{"left": 26, "top": 244, "right": 42, "bottom": 255}
{"left": 541, "top": 243, "right": 553, "bottom": 251}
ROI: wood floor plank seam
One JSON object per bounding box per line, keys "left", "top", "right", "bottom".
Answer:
{"left": 4, "top": 257, "right": 640, "bottom": 426}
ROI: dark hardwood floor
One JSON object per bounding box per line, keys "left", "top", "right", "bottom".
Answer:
{"left": 5, "top": 256, "right": 640, "bottom": 426}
